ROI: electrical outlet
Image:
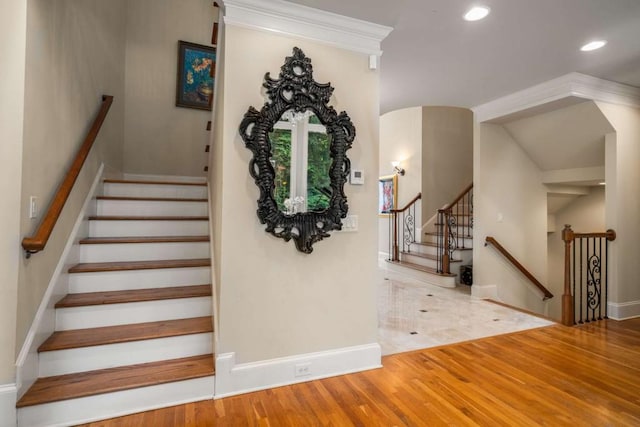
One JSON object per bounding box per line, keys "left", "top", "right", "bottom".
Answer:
{"left": 294, "top": 362, "right": 311, "bottom": 377}
{"left": 29, "top": 196, "right": 37, "bottom": 219}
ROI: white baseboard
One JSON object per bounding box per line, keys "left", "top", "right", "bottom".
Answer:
{"left": 15, "top": 164, "right": 105, "bottom": 398}
{"left": 17, "top": 376, "right": 214, "bottom": 427}
{"left": 472, "top": 284, "right": 498, "bottom": 300}
{"left": 0, "top": 383, "right": 17, "bottom": 427}
{"left": 608, "top": 300, "right": 640, "bottom": 320}
{"left": 215, "top": 343, "right": 382, "bottom": 398}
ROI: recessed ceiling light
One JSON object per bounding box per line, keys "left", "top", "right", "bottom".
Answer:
{"left": 580, "top": 40, "right": 607, "bottom": 52}
{"left": 464, "top": 6, "right": 490, "bottom": 21}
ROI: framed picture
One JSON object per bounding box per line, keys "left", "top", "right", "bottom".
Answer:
{"left": 176, "top": 40, "right": 216, "bottom": 110}
{"left": 378, "top": 174, "right": 398, "bottom": 216}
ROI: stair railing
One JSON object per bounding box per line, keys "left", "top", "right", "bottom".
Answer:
{"left": 388, "top": 193, "right": 421, "bottom": 262}
{"left": 561, "top": 225, "right": 616, "bottom": 326}
{"left": 485, "top": 236, "right": 554, "bottom": 300}
{"left": 436, "top": 184, "right": 473, "bottom": 274}
{"left": 22, "top": 95, "right": 114, "bottom": 257}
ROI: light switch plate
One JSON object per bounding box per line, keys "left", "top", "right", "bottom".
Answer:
{"left": 350, "top": 169, "right": 364, "bottom": 185}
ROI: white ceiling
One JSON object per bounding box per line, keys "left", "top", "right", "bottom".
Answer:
{"left": 502, "top": 101, "right": 614, "bottom": 171}
{"left": 285, "top": 0, "right": 640, "bottom": 114}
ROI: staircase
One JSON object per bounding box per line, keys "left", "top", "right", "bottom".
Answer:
{"left": 386, "top": 185, "right": 473, "bottom": 287}
{"left": 17, "top": 177, "right": 215, "bottom": 427}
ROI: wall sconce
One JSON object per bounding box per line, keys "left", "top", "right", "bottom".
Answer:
{"left": 391, "top": 161, "right": 405, "bottom": 176}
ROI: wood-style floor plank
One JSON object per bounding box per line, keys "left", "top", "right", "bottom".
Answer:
{"left": 38, "top": 316, "right": 213, "bottom": 352}
{"left": 16, "top": 354, "right": 214, "bottom": 407}
{"left": 103, "top": 179, "right": 206, "bottom": 187}
{"left": 68, "top": 258, "right": 211, "bottom": 273}
{"left": 55, "top": 284, "right": 212, "bottom": 308}
{"left": 79, "top": 236, "right": 210, "bottom": 244}
{"left": 76, "top": 320, "right": 640, "bottom": 426}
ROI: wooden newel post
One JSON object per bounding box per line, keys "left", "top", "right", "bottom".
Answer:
{"left": 442, "top": 210, "right": 450, "bottom": 274}
{"left": 392, "top": 211, "right": 399, "bottom": 261}
{"left": 562, "top": 224, "right": 575, "bottom": 326}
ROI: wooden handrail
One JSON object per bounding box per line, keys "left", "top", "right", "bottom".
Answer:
{"left": 484, "top": 236, "right": 554, "bottom": 300}
{"left": 22, "top": 95, "right": 114, "bottom": 257}
{"left": 443, "top": 183, "right": 473, "bottom": 211}
{"left": 390, "top": 193, "right": 421, "bottom": 213}
{"left": 571, "top": 230, "right": 617, "bottom": 240}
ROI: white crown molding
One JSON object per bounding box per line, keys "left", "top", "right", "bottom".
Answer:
{"left": 473, "top": 73, "right": 640, "bottom": 123}
{"left": 221, "top": 0, "right": 392, "bottom": 56}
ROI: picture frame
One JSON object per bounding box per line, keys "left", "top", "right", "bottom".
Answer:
{"left": 378, "top": 174, "right": 398, "bottom": 216}
{"left": 176, "top": 40, "right": 216, "bottom": 111}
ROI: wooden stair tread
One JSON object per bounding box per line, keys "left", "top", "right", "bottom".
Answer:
{"left": 96, "top": 196, "right": 207, "bottom": 202}
{"left": 400, "top": 251, "right": 462, "bottom": 263}
{"left": 386, "top": 260, "right": 456, "bottom": 277}
{"left": 69, "top": 258, "right": 211, "bottom": 273}
{"left": 39, "top": 317, "right": 213, "bottom": 352}
{"left": 79, "top": 235, "right": 209, "bottom": 244}
{"left": 55, "top": 284, "right": 212, "bottom": 308}
{"left": 16, "top": 354, "right": 214, "bottom": 407}
{"left": 104, "top": 179, "right": 206, "bottom": 187}
{"left": 88, "top": 215, "right": 208, "bottom": 221}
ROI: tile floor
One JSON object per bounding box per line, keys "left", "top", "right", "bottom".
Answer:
{"left": 377, "top": 267, "right": 555, "bottom": 355}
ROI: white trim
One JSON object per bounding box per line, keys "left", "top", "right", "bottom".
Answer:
{"left": 15, "top": 164, "right": 104, "bottom": 397}
{"left": 472, "top": 284, "right": 498, "bottom": 300}
{"left": 222, "top": 0, "right": 392, "bottom": 56}
{"left": 473, "top": 72, "right": 640, "bottom": 123}
{"left": 122, "top": 173, "right": 206, "bottom": 183}
{"left": 214, "top": 343, "right": 381, "bottom": 398}
{"left": 0, "top": 383, "right": 17, "bottom": 427}
{"left": 607, "top": 300, "right": 640, "bottom": 320}
{"left": 17, "top": 376, "right": 214, "bottom": 427}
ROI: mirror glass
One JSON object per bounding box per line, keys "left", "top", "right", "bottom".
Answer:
{"left": 269, "top": 110, "right": 331, "bottom": 214}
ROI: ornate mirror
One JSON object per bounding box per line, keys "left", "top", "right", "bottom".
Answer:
{"left": 239, "top": 47, "right": 355, "bottom": 253}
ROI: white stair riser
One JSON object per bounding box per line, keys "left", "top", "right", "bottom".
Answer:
{"left": 39, "top": 333, "right": 213, "bottom": 377}
{"left": 411, "top": 244, "right": 438, "bottom": 256}
{"left": 17, "top": 375, "right": 215, "bottom": 427}
{"left": 56, "top": 297, "right": 212, "bottom": 330}
{"left": 385, "top": 262, "right": 456, "bottom": 288}
{"left": 400, "top": 253, "right": 438, "bottom": 269}
{"left": 69, "top": 267, "right": 211, "bottom": 293}
{"left": 90, "top": 219, "right": 209, "bottom": 237}
{"left": 80, "top": 242, "right": 210, "bottom": 263}
{"left": 423, "top": 235, "right": 473, "bottom": 247}
{"left": 97, "top": 199, "right": 208, "bottom": 217}
{"left": 104, "top": 182, "right": 207, "bottom": 199}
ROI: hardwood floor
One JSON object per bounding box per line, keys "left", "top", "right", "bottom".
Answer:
{"left": 77, "top": 319, "right": 640, "bottom": 426}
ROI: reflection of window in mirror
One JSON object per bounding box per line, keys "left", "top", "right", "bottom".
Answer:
{"left": 269, "top": 111, "right": 331, "bottom": 214}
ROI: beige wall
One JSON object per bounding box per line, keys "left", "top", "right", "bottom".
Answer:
{"left": 421, "top": 107, "right": 473, "bottom": 225}
{"left": 473, "top": 123, "right": 549, "bottom": 314}
{"left": 378, "top": 107, "right": 422, "bottom": 254}
{"left": 215, "top": 25, "right": 379, "bottom": 363}
{"left": 547, "top": 187, "right": 605, "bottom": 320}
{"left": 123, "top": 0, "right": 215, "bottom": 176}
{"left": 0, "top": 0, "right": 27, "bottom": 388}
{"left": 596, "top": 103, "right": 640, "bottom": 308}
{"left": 16, "top": 0, "right": 126, "bottom": 353}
